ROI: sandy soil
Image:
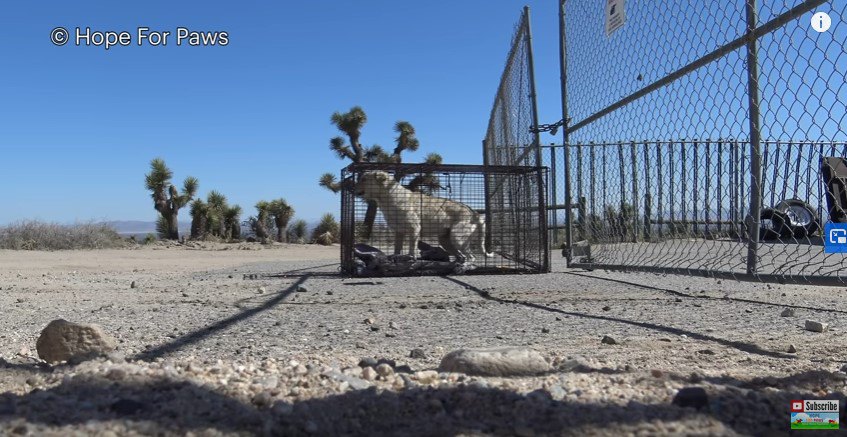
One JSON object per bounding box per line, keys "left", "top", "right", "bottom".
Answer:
{"left": 1, "top": 243, "right": 845, "bottom": 435}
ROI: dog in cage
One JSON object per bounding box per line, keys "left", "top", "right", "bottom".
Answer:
{"left": 355, "top": 171, "right": 494, "bottom": 263}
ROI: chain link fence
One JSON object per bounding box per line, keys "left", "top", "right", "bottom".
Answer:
{"left": 482, "top": 6, "right": 550, "bottom": 271}
{"left": 484, "top": 6, "right": 542, "bottom": 169}
{"left": 558, "top": 0, "right": 847, "bottom": 284}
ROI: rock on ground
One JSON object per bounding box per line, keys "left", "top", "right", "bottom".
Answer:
{"left": 35, "top": 319, "right": 116, "bottom": 364}
{"left": 438, "top": 347, "right": 550, "bottom": 377}
{"left": 804, "top": 320, "right": 828, "bottom": 333}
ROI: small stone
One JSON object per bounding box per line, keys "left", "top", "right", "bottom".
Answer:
{"left": 541, "top": 327, "right": 550, "bottom": 334}
{"left": 780, "top": 308, "right": 796, "bottom": 317}
{"left": 672, "top": 387, "right": 709, "bottom": 410}
{"left": 375, "top": 363, "right": 394, "bottom": 378}
{"left": 388, "top": 321, "right": 398, "bottom": 329}
{"left": 805, "top": 320, "right": 828, "bottom": 332}
{"left": 130, "top": 281, "right": 137, "bottom": 289}
{"left": 788, "top": 344, "right": 798, "bottom": 353}
{"left": 696, "top": 349, "right": 715, "bottom": 355}
{"left": 602, "top": 306, "right": 611, "bottom": 311}
{"left": 414, "top": 370, "right": 439, "bottom": 384}
{"left": 439, "top": 347, "right": 550, "bottom": 376}
{"left": 326, "top": 291, "right": 334, "bottom": 295}
{"left": 369, "top": 325, "right": 380, "bottom": 332}
{"left": 651, "top": 369, "right": 663, "bottom": 378}
{"left": 257, "top": 287, "right": 266, "bottom": 294}
{"left": 296, "top": 286, "right": 308, "bottom": 293}
{"left": 410, "top": 348, "right": 427, "bottom": 359}
{"left": 601, "top": 335, "right": 617, "bottom": 345}
{"left": 252, "top": 391, "right": 273, "bottom": 407}
{"left": 839, "top": 364, "right": 847, "bottom": 374}
{"left": 358, "top": 357, "right": 378, "bottom": 368}
{"left": 323, "top": 370, "right": 371, "bottom": 390}
{"left": 394, "top": 364, "right": 413, "bottom": 374}
{"left": 364, "top": 318, "right": 375, "bottom": 325}
{"left": 546, "top": 385, "right": 567, "bottom": 400}
{"left": 361, "top": 366, "right": 377, "bottom": 381}
{"left": 36, "top": 319, "right": 117, "bottom": 364}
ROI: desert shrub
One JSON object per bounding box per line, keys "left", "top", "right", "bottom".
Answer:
{"left": 287, "top": 219, "right": 308, "bottom": 244}
{"left": 311, "top": 213, "right": 339, "bottom": 245}
{"left": 143, "top": 233, "right": 157, "bottom": 244}
{"left": 0, "top": 220, "right": 126, "bottom": 250}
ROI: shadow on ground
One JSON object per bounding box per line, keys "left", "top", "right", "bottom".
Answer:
{"left": 4, "top": 367, "right": 845, "bottom": 436}
{"left": 442, "top": 276, "right": 796, "bottom": 360}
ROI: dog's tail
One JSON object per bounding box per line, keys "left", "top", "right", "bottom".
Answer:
{"left": 475, "top": 216, "right": 494, "bottom": 258}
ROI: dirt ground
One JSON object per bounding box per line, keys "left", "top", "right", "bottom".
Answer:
{"left": 1, "top": 243, "right": 845, "bottom": 436}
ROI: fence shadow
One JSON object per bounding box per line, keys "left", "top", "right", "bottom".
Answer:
{"left": 441, "top": 277, "right": 795, "bottom": 360}
{"left": 561, "top": 270, "right": 847, "bottom": 315}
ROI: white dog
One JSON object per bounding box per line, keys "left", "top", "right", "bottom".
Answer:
{"left": 355, "top": 171, "right": 493, "bottom": 262}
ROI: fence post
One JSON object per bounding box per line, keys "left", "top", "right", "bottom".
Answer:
{"left": 559, "top": 0, "right": 573, "bottom": 264}
{"left": 643, "top": 141, "right": 652, "bottom": 241}
{"left": 549, "top": 145, "right": 558, "bottom": 247}
{"left": 744, "top": 0, "right": 764, "bottom": 275}
{"left": 482, "top": 139, "right": 493, "bottom": 254}
{"left": 630, "top": 141, "right": 640, "bottom": 242}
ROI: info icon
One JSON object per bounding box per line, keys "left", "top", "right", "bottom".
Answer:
{"left": 811, "top": 12, "right": 832, "bottom": 33}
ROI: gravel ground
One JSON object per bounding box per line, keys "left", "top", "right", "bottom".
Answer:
{"left": 1, "top": 242, "right": 846, "bottom": 436}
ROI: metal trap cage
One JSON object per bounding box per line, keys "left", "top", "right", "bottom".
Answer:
{"left": 340, "top": 163, "right": 549, "bottom": 276}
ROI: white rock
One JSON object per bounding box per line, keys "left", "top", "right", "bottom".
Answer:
{"left": 361, "top": 366, "right": 377, "bottom": 381}
{"left": 438, "top": 347, "right": 551, "bottom": 377}
{"left": 375, "top": 363, "right": 394, "bottom": 378}
{"left": 36, "top": 319, "right": 117, "bottom": 364}
{"left": 805, "top": 320, "right": 828, "bottom": 333}
{"left": 414, "top": 370, "right": 439, "bottom": 384}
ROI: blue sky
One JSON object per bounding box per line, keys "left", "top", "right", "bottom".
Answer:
{"left": 0, "top": 0, "right": 566, "bottom": 225}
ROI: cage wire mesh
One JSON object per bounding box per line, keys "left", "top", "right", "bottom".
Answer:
{"left": 340, "top": 163, "right": 548, "bottom": 276}
{"left": 557, "top": 0, "right": 847, "bottom": 284}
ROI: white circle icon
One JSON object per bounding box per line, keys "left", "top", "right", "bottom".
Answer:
{"left": 811, "top": 12, "right": 832, "bottom": 33}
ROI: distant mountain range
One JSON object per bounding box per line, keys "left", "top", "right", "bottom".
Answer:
{"left": 101, "top": 219, "right": 321, "bottom": 238}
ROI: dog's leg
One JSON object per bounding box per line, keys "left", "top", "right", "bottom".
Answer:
{"left": 394, "top": 231, "right": 404, "bottom": 255}
{"left": 439, "top": 231, "right": 461, "bottom": 262}
{"left": 450, "top": 222, "right": 476, "bottom": 264}
{"left": 408, "top": 223, "right": 420, "bottom": 258}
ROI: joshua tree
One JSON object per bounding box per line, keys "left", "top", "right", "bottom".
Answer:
{"left": 144, "top": 158, "right": 197, "bottom": 240}
{"left": 311, "top": 213, "right": 340, "bottom": 245}
{"left": 267, "top": 199, "right": 294, "bottom": 243}
{"left": 288, "top": 219, "right": 308, "bottom": 243}
{"left": 205, "top": 190, "right": 228, "bottom": 237}
{"left": 189, "top": 199, "right": 209, "bottom": 240}
{"left": 318, "top": 107, "right": 443, "bottom": 240}
{"left": 223, "top": 205, "right": 242, "bottom": 241}
{"left": 252, "top": 201, "right": 271, "bottom": 243}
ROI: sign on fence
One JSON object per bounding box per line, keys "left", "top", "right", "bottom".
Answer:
{"left": 605, "top": 0, "right": 625, "bottom": 36}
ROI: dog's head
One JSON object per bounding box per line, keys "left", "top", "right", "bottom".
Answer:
{"left": 355, "top": 171, "right": 392, "bottom": 200}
